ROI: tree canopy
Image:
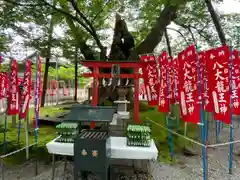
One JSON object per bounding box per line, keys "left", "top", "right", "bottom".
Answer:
{"left": 1, "top": 0, "right": 240, "bottom": 104}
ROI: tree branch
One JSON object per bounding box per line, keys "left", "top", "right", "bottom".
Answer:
{"left": 187, "top": 26, "right": 196, "bottom": 44}
{"left": 91, "top": 2, "right": 110, "bottom": 23}
{"left": 42, "top": 0, "right": 103, "bottom": 50}
{"left": 3, "top": 0, "right": 40, "bottom": 7}
{"left": 174, "top": 20, "right": 197, "bottom": 44}
{"left": 42, "top": 1, "right": 92, "bottom": 33}
{"left": 68, "top": 0, "right": 104, "bottom": 49}
{"left": 205, "top": 0, "right": 226, "bottom": 45}
{"left": 135, "top": 4, "right": 178, "bottom": 55}
{"left": 166, "top": 27, "right": 190, "bottom": 45}
{"left": 190, "top": 26, "right": 214, "bottom": 46}
{"left": 197, "top": 19, "right": 212, "bottom": 34}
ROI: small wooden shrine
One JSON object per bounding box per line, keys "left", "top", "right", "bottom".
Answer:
{"left": 80, "top": 60, "right": 142, "bottom": 127}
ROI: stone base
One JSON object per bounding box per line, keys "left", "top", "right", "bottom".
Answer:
{"left": 117, "top": 111, "right": 130, "bottom": 119}
{"left": 110, "top": 113, "right": 118, "bottom": 125}
{"left": 109, "top": 113, "right": 126, "bottom": 137}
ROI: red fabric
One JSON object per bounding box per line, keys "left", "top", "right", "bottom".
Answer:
{"left": 206, "top": 45, "right": 230, "bottom": 124}
{"left": 231, "top": 49, "right": 240, "bottom": 115}
{"left": 178, "top": 45, "right": 200, "bottom": 124}
{"left": 52, "top": 79, "right": 57, "bottom": 89}
{"left": 0, "top": 72, "right": 8, "bottom": 99}
{"left": 17, "top": 77, "right": 22, "bottom": 86}
{"left": 140, "top": 55, "right": 159, "bottom": 106}
{"left": 19, "top": 59, "right": 32, "bottom": 119}
{"left": 173, "top": 58, "right": 179, "bottom": 103}
{"left": 7, "top": 59, "right": 19, "bottom": 115}
{"left": 68, "top": 80, "right": 71, "bottom": 96}
{"left": 63, "top": 82, "right": 67, "bottom": 96}
{"left": 168, "top": 57, "right": 175, "bottom": 104}
{"left": 139, "top": 83, "right": 145, "bottom": 95}
{"left": 157, "top": 51, "right": 169, "bottom": 112}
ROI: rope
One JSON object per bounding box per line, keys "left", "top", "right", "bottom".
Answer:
{"left": 208, "top": 140, "right": 240, "bottom": 148}
{"left": 0, "top": 142, "right": 38, "bottom": 159}
{"left": 146, "top": 117, "right": 240, "bottom": 148}
{"left": 146, "top": 117, "right": 204, "bottom": 147}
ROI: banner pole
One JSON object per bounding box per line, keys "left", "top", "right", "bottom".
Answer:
{"left": 228, "top": 45, "right": 233, "bottom": 174}
{"left": 195, "top": 44, "right": 207, "bottom": 180}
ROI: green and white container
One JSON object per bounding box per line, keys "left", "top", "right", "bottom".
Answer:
{"left": 55, "top": 122, "right": 79, "bottom": 143}
{"left": 126, "top": 124, "right": 151, "bottom": 147}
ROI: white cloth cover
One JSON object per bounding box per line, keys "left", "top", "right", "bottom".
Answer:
{"left": 46, "top": 136, "right": 158, "bottom": 160}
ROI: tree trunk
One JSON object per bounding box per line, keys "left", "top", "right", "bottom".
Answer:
{"left": 205, "top": 0, "right": 226, "bottom": 45}
{"left": 74, "top": 45, "right": 78, "bottom": 102}
{"left": 60, "top": 3, "right": 180, "bottom": 105}
{"left": 41, "top": 57, "right": 50, "bottom": 107}
{"left": 87, "top": 4, "right": 179, "bottom": 104}
{"left": 40, "top": 1, "right": 56, "bottom": 107}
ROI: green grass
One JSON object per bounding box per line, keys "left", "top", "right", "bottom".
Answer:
{"left": 138, "top": 103, "right": 198, "bottom": 164}
{"left": 0, "top": 103, "right": 75, "bottom": 165}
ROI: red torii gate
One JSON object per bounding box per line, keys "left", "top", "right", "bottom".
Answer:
{"left": 80, "top": 60, "right": 142, "bottom": 128}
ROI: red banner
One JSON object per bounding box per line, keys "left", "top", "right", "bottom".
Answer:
{"left": 68, "top": 80, "right": 71, "bottom": 96}
{"left": 63, "top": 82, "right": 67, "bottom": 96}
{"left": 178, "top": 45, "right": 200, "bottom": 124}
{"left": 207, "top": 46, "right": 230, "bottom": 124}
{"left": 168, "top": 57, "right": 175, "bottom": 104}
{"left": 7, "top": 59, "right": 19, "bottom": 115}
{"left": 172, "top": 58, "right": 179, "bottom": 103}
{"left": 232, "top": 49, "right": 240, "bottom": 115}
{"left": 198, "top": 51, "right": 212, "bottom": 112}
{"left": 199, "top": 51, "right": 205, "bottom": 106}
{"left": 19, "top": 59, "right": 32, "bottom": 119}
{"left": 0, "top": 72, "right": 8, "bottom": 99}
{"left": 157, "top": 52, "right": 169, "bottom": 112}
{"left": 140, "top": 55, "right": 159, "bottom": 106}
{"left": 18, "top": 77, "right": 22, "bottom": 86}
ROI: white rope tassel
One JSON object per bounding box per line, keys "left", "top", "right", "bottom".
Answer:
{"left": 126, "top": 78, "right": 129, "bottom": 86}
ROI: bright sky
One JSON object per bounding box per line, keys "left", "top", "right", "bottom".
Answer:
{"left": 218, "top": 0, "right": 240, "bottom": 13}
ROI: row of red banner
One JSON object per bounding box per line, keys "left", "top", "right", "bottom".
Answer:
{"left": 0, "top": 57, "right": 42, "bottom": 120}
{"left": 47, "top": 80, "right": 72, "bottom": 96}
{"left": 141, "top": 45, "right": 240, "bottom": 124}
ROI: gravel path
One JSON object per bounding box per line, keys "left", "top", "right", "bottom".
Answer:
{"left": 2, "top": 117, "right": 240, "bottom": 180}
